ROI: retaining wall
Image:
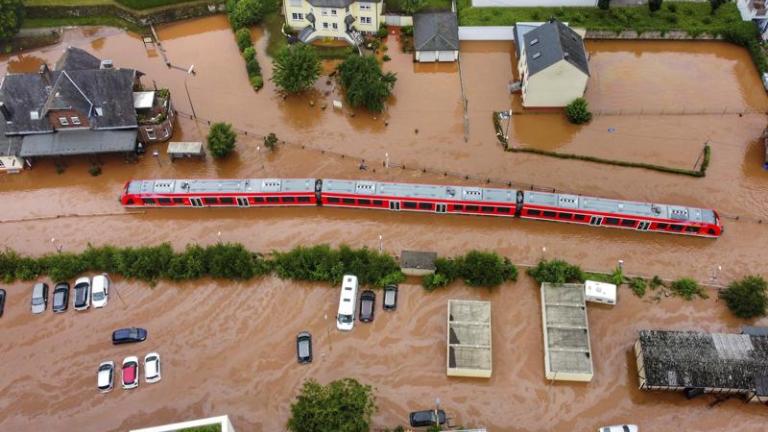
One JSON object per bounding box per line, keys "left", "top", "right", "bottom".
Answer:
{"left": 459, "top": 26, "right": 724, "bottom": 41}
{"left": 24, "top": 1, "right": 226, "bottom": 27}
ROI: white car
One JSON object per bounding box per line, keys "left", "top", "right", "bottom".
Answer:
{"left": 122, "top": 356, "right": 139, "bottom": 390}
{"left": 91, "top": 274, "right": 110, "bottom": 308}
{"left": 97, "top": 361, "right": 114, "bottom": 393}
{"left": 598, "top": 425, "right": 638, "bottom": 432}
{"left": 144, "top": 352, "right": 162, "bottom": 383}
{"left": 73, "top": 277, "right": 91, "bottom": 311}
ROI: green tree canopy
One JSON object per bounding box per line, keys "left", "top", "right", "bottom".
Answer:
{"left": 272, "top": 43, "right": 321, "bottom": 93}
{"left": 337, "top": 54, "right": 397, "bottom": 113}
{"left": 720, "top": 275, "right": 768, "bottom": 319}
{"left": 565, "top": 97, "right": 592, "bottom": 124}
{"left": 229, "top": 0, "right": 267, "bottom": 29}
{"left": 0, "top": 0, "right": 24, "bottom": 41}
{"left": 287, "top": 378, "right": 376, "bottom": 432}
{"left": 207, "top": 122, "right": 237, "bottom": 158}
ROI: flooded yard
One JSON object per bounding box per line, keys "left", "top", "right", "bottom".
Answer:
{"left": 2, "top": 15, "right": 768, "bottom": 431}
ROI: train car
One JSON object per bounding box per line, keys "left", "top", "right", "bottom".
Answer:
{"left": 320, "top": 179, "right": 522, "bottom": 216}
{"left": 519, "top": 190, "right": 722, "bottom": 238}
{"left": 120, "top": 178, "right": 319, "bottom": 208}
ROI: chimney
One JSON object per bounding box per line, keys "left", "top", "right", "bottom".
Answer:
{"left": 0, "top": 102, "right": 11, "bottom": 121}
{"left": 39, "top": 64, "right": 52, "bottom": 86}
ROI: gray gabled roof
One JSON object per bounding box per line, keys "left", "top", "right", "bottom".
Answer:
{"left": 54, "top": 47, "right": 102, "bottom": 71}
{"left": 523, "top": 20, "right": 589, "bottom": 77}
{"left": 414, "top": 12, "right": 459, "bottom": 52}
{"left": 19, "top": 129, "right": 137, "bottom": 157}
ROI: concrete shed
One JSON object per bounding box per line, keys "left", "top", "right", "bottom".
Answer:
{"left": 447, "top": 299, "right": 492, "bottom": 378}
{"left": 400, "top": 250, "right": 437, "bottom": 276}
{"left": 541, "top": 283, "right": 593, "bottom": 382}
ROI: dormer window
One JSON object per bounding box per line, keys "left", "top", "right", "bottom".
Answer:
{"left": 532, "top": 52, "right": 541, "bottom": 59}
{"left": 71, "top": 116, "right": 81, "bottom": 126}
{"left": 30, "top": 111, "right": 40, "bottom": 120}
{"left": 95, "top": 107, "right": 103, "bottom": 116}
{"left": 530, "top": 38, "right": 539, "bottom": 46}
{"left": 59, "top": 117, "right": 69, "bottom": 126}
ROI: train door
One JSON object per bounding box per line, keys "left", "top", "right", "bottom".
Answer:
{"left": 436, "top": 203, "right": 447, "bottom": 213}
{"left": 237, "top": 197, "right": 249, "bottom": 207}
{"left": 389, "top": 201, "right": 400, "bottom": 211}
{"left": 589, "top": 216, "right": 603, "bottom": 226}
{"left": 637, "top": 221, "right": 650, "bottom": 231}
{"left": 190, "top": 198, "right": 203, "bottom": 207}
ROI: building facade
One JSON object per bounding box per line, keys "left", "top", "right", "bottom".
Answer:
{"left": 283, "top": 0, "right": 383, "bottom": 45}
{"left": 413, "top": 12, "right": 459, "bottom": 63}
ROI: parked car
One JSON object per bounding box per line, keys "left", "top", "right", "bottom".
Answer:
{"left": 112, "top": 327, "right": 148, "bottom": 345}
{"left": 144, "top": 352, "right": 162, "bottom": 383}
{"left": 409, "top": 409, "right": 446, "bottom": 428}
{"left": 122, "top": 356, "right": 139, "bottom": 389}
{"left": 296, "top": 331, "right": 312, "bottom": 364}
{"left": 31, "top": 282, "right": 49, "bottom": 314}
{"left": 52, "top": 282, "right": 70, "bottom": 313}
{"left": 598, "top": 426, "right": 638, "bottom": 432}
{"left": 91, "top": 274, "right": 110, "bottom": 308}
{"left": 383, "top": 284, "right": 398, "bottom": 311}
{"left": 359, "top": 290, "right": 375, "bottom": 323}
{"left": 97, "top": 361, "right": 114, "bottom": 393}
{"left": 73, "top": 277, "right": 91, "bottom": 311}
{"left": 0, "top": 289, "right": 5, "bottom": 318}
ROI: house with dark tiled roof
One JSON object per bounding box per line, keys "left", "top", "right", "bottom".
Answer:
{"left": 0, "top": 47, "right": 174, "bottom": 165}
{"left": 413, "top": 12, "right": 459, "bottom": 63}
{"left": 517, "top": 19, "right": 589, "bottom": 108}
{"left": 283, "top": 0, "right": 383, "bottom": 45}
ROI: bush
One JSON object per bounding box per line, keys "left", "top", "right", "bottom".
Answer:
{"left": 236, "top": 27, "right": 253, "bottom": 52}
{"left": 423, "top": 251, "right": 517, "bottom": 290}
{"left": 243, "top": 46, "right": 256, "bottom": 61}
{"left": 382, "top": 54, "right": 391, "bottom": 62}
{"left": 207, "top": 122, "right": 237, "bottom": 159}
{"left": 272, "top": 43, "right": 321, "bottom": 93}
{"left": 597, "top": 0, "right": 609, "bottom": 10}
{"left": 264, "top": 132, "right": 278, "bottom": 151}
{"left": 630, "top": 278, "right": 647, "bottom": 297}
{"left": 648, "top": 0, "right": 662, "bottom": 12}
{"left": 650, "top": 275, "right": 664, "bottom": 289}
{"left": 565, "top": 97, "right": 592, "bottom": 124}
{"left": 250, "top": 74, "right": 264, "bottom": 90}
{"left": 401, "top": 25, "right": 413, "bottom": 36}
{"left": 229, "top": 0, "right": 268, "bottom": 29}
{"left": 527, "top": 259, "right": 585, "bottom": 284}
{"left": 287, "top": 378, "right": 376, "bottom": 432}
{"left": 423, "top": 272, "right": 451, "bottom": 291}
{"left": 88, "top": 165, "right": 102, "bottom": 176}
{"left": 670, "top": 277, "right": 707, "bottom": 300}
{"left": 719, "top": 275, "right": 768, "bottom": 319}
{"left": 666, "top": 2, "right": 676, "bottom": 12}
{"left": 246, "top": 56, "right": 261, "bottom": 76}
{"left": 337, "top": 54, "right": 397, "bottom": 112}
{"left": 377, "top": 24, "right": 388, "bottom": 38}
{"left": 0, "top": 0, "right": 24, "bottom": 42}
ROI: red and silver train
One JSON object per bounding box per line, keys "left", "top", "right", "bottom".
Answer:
{"left": 120, "top": 178, "right": 723, "bottom": 238}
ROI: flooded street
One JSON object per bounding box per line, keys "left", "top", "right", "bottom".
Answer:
{"left": 2, "top": 16, "right": 768, "bottom": 431}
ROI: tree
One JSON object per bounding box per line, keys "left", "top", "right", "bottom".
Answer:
{"left": 670, "top": 277, "right": 707, "bottom": 300}
{"left": 337, "top": 55, "right": 397, "bottom": 113}
{"left": 272, "top": 43, "right": 321, "bottom": 93}
{"left": 287, "top": 378, "right": 376, "bottom": 432}
{"left": 0, "top": 0, "right": 24, "bottom": 41}
{"left": 720, "top": 275, "right": 768, "bottom": 319}
{"left": 597, "top": 0, "right": 610, "bottom": 10}
{"left": 527, "top": 259, "right": 585, "bottom": 284}
{"left": 401, "top": 0, "right": 424, "bottom": 14}
{"left": 565, "top": 97, "right": 592, "bottom": 124}
{"left": 648, "top": 0, "right": 662, "bottom": 12}
{"left": 458, "top": 251, "right": 517, "bottom": 287}
{"left": 229, "top": 0, "right": 267, "bottom": 29}
{"left": 235, "top": 27, "right": 253, "bottom": 52}
{"left": 264, "top": 132, "right": 278, "bottom": 151}
{"left": 207, "top": 122, "right": 237, "bottom": 158}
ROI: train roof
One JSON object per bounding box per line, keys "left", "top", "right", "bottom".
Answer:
{"left": 523, "top": 191, "right": 717, "bottom": 223}
{"left": 126, "top": 178, "right": 317, "bottom": 195}
{"left": 321, "top": 179, "right": 519, "bottom": 203}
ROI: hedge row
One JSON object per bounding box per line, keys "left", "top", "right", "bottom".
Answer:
{"left": 423, "top": 250, "right": 518, "bottom": 290}
{"left": 233, "top": 24, "right": 263, "bottom": 90}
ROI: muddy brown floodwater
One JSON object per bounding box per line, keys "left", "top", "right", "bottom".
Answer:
{"left": 2, "top": 16, "right": 768, "bottom": 431}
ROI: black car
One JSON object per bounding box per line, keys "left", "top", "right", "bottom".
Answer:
{"left": 296, "top": 331, "right": 312, "bottom": 364}
{"left": 359, "top": 290, "right": 375, "bottom": 322}
{"left": 73, "top": 280, "right": 90, "bottom": 311}
{"left": 112, "top": 327, "right": 148, "bottom": 345}
{"left": 383, "top": 284, "right": 398, "bottom": 311}
{"left": 409, "top": 409, "right": 446, "bottom": 428}
{"left": 0, "top": 289, "right": 5, "bottom": 318}
{"left": 52, "top": 282, "right": 70, "bottom": 313}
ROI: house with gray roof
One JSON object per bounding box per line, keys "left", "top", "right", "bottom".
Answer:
{"left": 413, "top": 11, "right": 459, "bottom": 63}
{"left": 0, "top": 47, "right": 174, "bottom": 165}
{"left": 517, "top": 19, "right": 589, "bottom": 108}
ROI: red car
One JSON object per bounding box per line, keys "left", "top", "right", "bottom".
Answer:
{"left": 122, "top": 356, "right": 139, "bottom": 390}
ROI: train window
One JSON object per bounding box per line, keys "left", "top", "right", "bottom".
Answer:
{"left": 656, "top": 223, "right": 668, "bottom": 229}
{"left": 404, "top": 202, "right": 417, "bottom": 209}
{"left": 453, "top": 204, "right": 464, "bottom": 211}
{"left": 605, "top": 218, "right": 619, "bottom": 225}
{"left": 283, "top": 197, "right": 296, "bottom": 203}
{"left": 298, "top": 196, "right": 311, "bottom": 203}
{"left": 254, "top": 197, "right": 265, "bottom": 203}
{"left": 685, "top": 226, "right": 700, "bottom": 233}
{"left": 574, "top": 214, "right": 586, "bottom": 221}
{"left": 267, "top": 197, "right": 280, "bottom": 203}
{"left": 558, "top": 212, "right": 572, "bottom": 219}
{"left": 327, "top": 197, "right": 340, "bottom": 203}
{"left": 142, "top": 198, "right": 156, "bottom": 205}
{"left": 481, "top": 206, "right": 494, "bottom": 213}
{"left": 203, "top": 197, "right": 217, "bottom": 204}
{"left": 342, "top": 198, "right": 355, "bottom": 204}
{"left": 543, "top": 211, "right": 556, "bottom": 217}
{"left": 497, "top": 207, "right": 510, "bottom": 213}
{"left": 373, "top": 200, "right": 383, "bottom": 206}
{"left": 359, "top": 199, "right": 371, "bottom": 205}
{"left": 670, "top": 225, "right": 683, "bottom": 231}
{"left": 220, "top": 197, "right": 234, "bottom": 204}
{"left": 419, "top": 203, "right": 433, "bottom": 210}
{"left": 173, "top": 198, "right": 184, "bottom": 204}
{"left": 157, "top": 198, "right": 172, "bottom": 204}
{"left": 466, "top": 205, "right": 479, "bottom": 212}
{"left": 621, "top": 219, "right": 636, "bottom": 227}
{"left": 527, "top": 209, "right": 541, "bottom": 216}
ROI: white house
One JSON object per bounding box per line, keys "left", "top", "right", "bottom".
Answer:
{"left": 283, "top": 0, "right": 384, "bottom": 45}
{"left": 517, "top": 19, "right": 589, "bottom": 108}
{"left": 413, "top": 11, "right": 459, "bottom": 63}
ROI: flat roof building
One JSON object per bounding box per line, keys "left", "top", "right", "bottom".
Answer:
{"left": 400, "top": 250, "right": 437, "bottom": 276}
{"left": 540, "top": 283, "right": 593, "bottom": 382}
{"left": 447, "top": 299, "right": 492, "bottom": 378}
{"left": 635, "top": 330, "right": 768, "bottom": 403}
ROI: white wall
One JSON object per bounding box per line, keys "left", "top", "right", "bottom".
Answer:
{"left": 383, "top": 14, "right": 413, "bottom": 26}
{"left": 130, "top": 415, "right": 235, "bottom": 432}
{"left": 458, "top": 26, "right": 516, "bottom": 40}
{"left": 472, "top": 0, "right": 596, "bottom": 6}
{"left": 523, "top": 60, "right": 588, "bottom": 107}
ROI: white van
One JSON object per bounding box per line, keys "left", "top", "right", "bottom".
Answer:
{"left": 336, "top": 275, "right": 358, "bottom": 331}
{"left": 585, "top": 280, "right": 617, "bottom": 305}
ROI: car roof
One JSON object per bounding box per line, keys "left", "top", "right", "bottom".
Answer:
{"left": 92, "top": 275, "right": 108, "bottom": 291}
{"left": 145, "top": 358, "right": 158, "bottom": 376}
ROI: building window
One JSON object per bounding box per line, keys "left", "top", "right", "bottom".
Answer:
{"left": 361, "top": 17, "right": 372, "bottom": 24}
{"left": 145, "top": 127, "right": 156, "bottom": 140}
{"left": 331, "top": 9, "right": 337, "bottom": 15}
{"left": 291, "top": 12, "right": 304, "bottom": 20}
{"left": 323, "top": 22, "right": 329, "bottom": 29}
{"left": 71, "top": 116, "right": 81, "bottom": 126}
{"left": 322, "top": 9, "right": 328, "bottom": 15}
{"left": 58, "top": 117, "right": 69, "bottom": 126}
{"left": 332, "top": 23, "right": 338, "bottom": 30}
{"left": 360, "top": 3, "right": 371, "bottom": 10}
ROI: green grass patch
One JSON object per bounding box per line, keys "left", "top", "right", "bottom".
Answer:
{"left": 114, "top": 0, "right": 200, "bottom": 9}
{"left": 386, "top": 0, "right": 452, "bottom": 13}
{"left": 22, "top": 16, "right": 144, "bottom": 32}
{"left": 23, "top": 0, "right": 111, "bottom": 5}
{"left": 265, "top": 12, "right": 287, "bottom": 58}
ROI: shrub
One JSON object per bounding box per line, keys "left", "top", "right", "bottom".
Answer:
{"left": 650, "top": 275, "right": 664, "bottom": 289}
{"left": 377, "top": 24, "right": 388, "bottom": 38}
{"left": 246, "top": 56, "right": 261, "bottom": 76}
{"left": 41, "top": 253, "right": 88, "bottom": 282}
{"left": 88, "top": 165, "right": 102, "bottom": 176}
{"left": 250, "top": 75, "right": 264, "bottom": 90}
{"left": 0, "top": 0, "right": 24, "bottom": 42}
{"left": 382, "top": 54, "right": 391, "bottom": 62}
{"left": 648, "top": 0, "right": 662, "bottom": 12}
{"left": 401, "top": 26, "right": 413, "bottom": 36}
{"left": 565, "top": 97, "right": 592, "bottom": 124}
{"left": 630, "top": 278, "right": 647, "bottom": 297}
{"left": 272, "top": 43, "right": 321, "bottom": 93}
{"left": 243, "top": 46, "right": 256, "bottom": 61}
{"left": 287, "top": 378, "right": 376, "bottom": 432}
{"left": 710, "top": 0, "right": 725, "bottom": 14}
{"left": 337, "top": 54, "right": 397, "bottom": 112}
{"left": 527, "top": 259, "right": 585, "bottom": 284}
{"left": 670, "top": 277, "right": 707, "bottom": 300}
{"left": 423, "top": 272, "right": 451, "bottom": 291}
{"left": 236, "top": 27, "right": 252, "bottom": 52}
{"left": 459, "top": 251, "right": 517, "bottom": 287}
{"left": 207, "top": 122, "right": 237, "bottom": 158}
{"left": 229, "top": 0, "right": 267, "bottom": 29}
{"left": 264, "top": 132, "right": 278, "bottom": 151}
{"left": 597, "top": 0, "right": 610, "bottom": 10}
{"left": 666, "top": 2, "right": 676, "bottom": 12}
{"left": 719, "top": 275, "right": 768, "bottom": 319}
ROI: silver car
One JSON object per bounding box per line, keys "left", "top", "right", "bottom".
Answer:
{"left": 31, "top": 282, "right": 49, "bottom": 314}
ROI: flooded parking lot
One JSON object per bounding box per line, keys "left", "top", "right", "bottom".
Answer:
{"left": 2, "top": 16, "right": 768, "bottom": 431}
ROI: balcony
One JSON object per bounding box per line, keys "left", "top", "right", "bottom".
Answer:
{"left": 133, "top": 88, "right": 175, "bottom": 144}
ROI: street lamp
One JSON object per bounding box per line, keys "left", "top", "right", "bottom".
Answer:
{"left": 378, "top": 234, "right": 383, "bottom": 253}
{"left": 618, "top": 259, "right": 624, "bottom": 271}
{"left": 184, "top": 64, "right": 197, "bottom": 119}
{"left": 152, "top": 150, "right": 161, "bottom": 167}
{"left": 50, "top": 237, "right": 62, "bottom": 253}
